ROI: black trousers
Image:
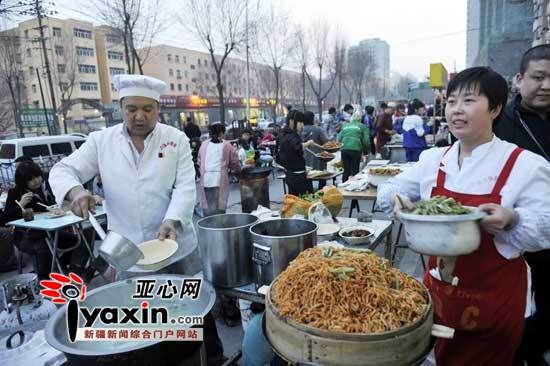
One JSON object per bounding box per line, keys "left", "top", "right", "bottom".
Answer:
{"left": 369, "top": 135, "right": 376, "bottom": 155}
{"left": 286, "top": 171, "right": 312, "bottom": 196}
{"left": 516, "top": 250, "right": 550, "bottom": 364}
{"left": 341, "top": 149, "right": 362, "bottom": 182}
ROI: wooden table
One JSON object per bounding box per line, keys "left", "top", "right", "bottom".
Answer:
{"left": 277, "top": 171, "right": 343, "bottom": 194}
{"left": 339, "top": 185, "right": 380, "bottom": 217}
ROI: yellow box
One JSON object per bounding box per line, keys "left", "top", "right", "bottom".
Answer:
{"left": 429, "top": 63, "right": 448, "bottom": 89}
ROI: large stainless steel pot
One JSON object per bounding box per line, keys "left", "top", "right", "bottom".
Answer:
{"left": 265, "top": 277, "right": 434, "bottom": 366}
{"left": 197, "top": 214, "right": 258, "bottom": 288}
{"left": 46, "top": 274, "right": 215, "bottom": 359}
{"left": 249, "top": 219, "right": 317, "bottom": 286}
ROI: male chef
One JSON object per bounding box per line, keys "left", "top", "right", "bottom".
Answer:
{"left": 49, "top": 74, "right": 226, "bottom": 365}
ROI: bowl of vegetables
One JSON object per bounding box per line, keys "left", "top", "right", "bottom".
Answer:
{"left": 338, "top": 225, "right": 374, "bottom": 245}
{"left": 397, "top": 196, "right": 486, "bottom": 256}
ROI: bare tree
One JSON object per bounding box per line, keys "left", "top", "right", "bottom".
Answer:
{"left": 0, "top": 29, "right": 24, "bottom": 135}
{"left": 304, "top": 19, "right": 337, "bottom": 118}
{"left": 392, "top": 72, "right": 416, "bottom": 98}
{"left": 251, "top": 4, "right": 293, "bottom": 120}
{"left": 347, "top": 46, "right": 376, "bottom": 105}
{"left": 0, "top": 0, "right": 34, "bottom": 19}
{"left": 91, "top": 0, "right": 165, "bottom": 74}
{"left": 51, "top": 28, "right": 78, "bottom": 131}
{"left": 332, "top": 36, "right": 346, "bottom": 108}
{"left": 293, "top": 25, "right": 310, "bottom": 111}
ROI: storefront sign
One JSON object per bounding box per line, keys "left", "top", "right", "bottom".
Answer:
{"left": 19, "top": 108, "right": 53, "bottom": 128}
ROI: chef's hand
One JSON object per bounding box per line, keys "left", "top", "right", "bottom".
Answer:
{"left": 19, "top": 192, "right": 33, "bottom": 207}
{"left": 478, "top": 203, "right": 519, "bottom": 235}
{"left": 68, "top": 186, "right": 95, "bottom": 219}
{"left": 391, "top": 193, "right": 415, "bottom": 219}
{"left": 157, "top": 219, "right": 178, "bottom": 241}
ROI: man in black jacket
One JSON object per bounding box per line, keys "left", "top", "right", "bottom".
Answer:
{"left": 494, "top": 44, "right": 550, "bottom": 366}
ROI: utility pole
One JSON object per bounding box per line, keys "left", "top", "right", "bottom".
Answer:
{"left": 36, "top": 67, "right": 53, "bottom": 135}
{"left": 245, "top": 0, "right": 250, "bottom": 122}
{"left": 35, "top": 0, "right": 60, "bottom": 135}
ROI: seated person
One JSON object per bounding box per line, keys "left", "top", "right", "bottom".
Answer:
{"left": 3, "top": 162, "right": 83, "bottom": 279}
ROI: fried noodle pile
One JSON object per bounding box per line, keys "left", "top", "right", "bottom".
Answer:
{"left": 272, "top": 247, "right": 428, "bottom": 333}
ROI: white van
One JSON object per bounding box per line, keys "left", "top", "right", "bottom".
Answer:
{"left": 0, "top": 135, "right": 86, "bottom": 188}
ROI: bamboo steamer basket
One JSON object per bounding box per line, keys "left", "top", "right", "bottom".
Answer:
{"left": 265, "top": 276, "right": 434, "bottom": 366}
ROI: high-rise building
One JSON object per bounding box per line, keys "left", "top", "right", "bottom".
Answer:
{"left": 353, "top": 38, "right": 390, "bottom": 97}
{"left": 466, "top": 0, "right": 534, "bottom": 82}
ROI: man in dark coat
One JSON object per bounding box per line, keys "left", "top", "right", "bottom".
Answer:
{"left": 494, "top": 44, "right": 550, "bottom": 366}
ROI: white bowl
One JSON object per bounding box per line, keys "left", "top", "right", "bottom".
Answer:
{"left": 316, "top": 223, "right": 340, "bottom": 241}
{"left": 397, "top": 208, "right": 486, "bottom": 256}
{"left": 338, "top": 225, "right": 375, "bottom": 245}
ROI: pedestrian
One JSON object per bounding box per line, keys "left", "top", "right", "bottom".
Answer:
{"left": 363, "top": 106, "right": 376, "bottom": 155}
{"left": 377, "top": 66, "right": 550, "bottom": 366}
{"left": 402, "top": 99, "right": 431, "bottom": 162}
{"left": 183, "top": 116, "right": 202, "bottom": 140}
{"left": 374, "top": 103, "right": 395, "bottom": 156}
{"left": 276, "top": 110, "right": 314, "bottom": 195}
{"left": 49, "top": 74, "right": 226, "bottom": 365}
{"left": 338, "top": 111, "right": 370, "bottom": 182}
{"left": 493, "top": 44, "right": 550, "bottom": 366}
{"left": 198, "top": 122, "right": 241, "bottom": 217}
{"left": 338, "top": 103, "right": 354, "bottom": 123}
{"left": 392, "top": 103, "right": 407, "bottom": 132}
{"left": 322, "top": 106, "right": 338, "bottom": 140}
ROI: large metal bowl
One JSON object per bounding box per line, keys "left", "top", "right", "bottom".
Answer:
{"left": 45, "top": 274, "right": 215, "bottom": 356}
{"left": 397, "top": 208, "right": 486, "bottom": 256}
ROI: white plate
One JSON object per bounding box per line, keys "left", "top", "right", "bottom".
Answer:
{"left": 136, "top": 239, "right": 178, "bottom": 265}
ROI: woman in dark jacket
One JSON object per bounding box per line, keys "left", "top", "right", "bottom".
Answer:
{"left": 276, "top": 110, "right": 314, "bottom": 195}
{"left": 3, "top": 162, "right": 80, "bottom": 279}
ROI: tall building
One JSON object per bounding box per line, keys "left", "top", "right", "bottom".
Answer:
{"left": 353, "top": 38, "right": 390, "bottom": 97}
{"left": 466, "top": 0, "right": 534, "bottom": 82}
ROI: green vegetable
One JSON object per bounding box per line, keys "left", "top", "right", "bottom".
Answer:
{"left": 329, "top": 266, "right": 356, "bottom": 280}
{"left": 411, "top": 196, "right": 471, "bottom": 215}
{"left": 323, "top": 247, "right": 333, "bottom": 258}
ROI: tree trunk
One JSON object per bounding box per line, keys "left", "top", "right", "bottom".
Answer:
{"left": 301, "top": 66, "right": 306, "bottom": 111}
{"left": 6, "top": 77, "right": 22, "bottom": 137}
{"left": 216, "top": 79, "right": 225, "bottom": 124}
{"left": 318, "top": 65, "right": 323, "bottom": 118}
{"left": 337, "top": 76, "right": 342, "bottom": 109}
{"left": 273, "top": 66, "right": 280, "bottom": 121}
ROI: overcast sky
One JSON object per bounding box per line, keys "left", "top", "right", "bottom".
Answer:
{"left": 21, "top": 0, "right": 467, "bottom": 80}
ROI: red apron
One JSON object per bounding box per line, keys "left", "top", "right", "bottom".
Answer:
{"left": 423, "top": 147, "right": 527, "bottom": 366}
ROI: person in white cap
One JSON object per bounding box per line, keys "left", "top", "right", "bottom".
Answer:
{"left": 49, "top": 74, "right": 196, "bottom": 258}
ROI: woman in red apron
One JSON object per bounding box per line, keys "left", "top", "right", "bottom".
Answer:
{"left": 378, "top": 67, "right": 550, "bottom": 365}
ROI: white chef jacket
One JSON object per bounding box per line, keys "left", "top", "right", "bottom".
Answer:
{"left": 49, "top": 123, "right": 197, "bottom": 256}
{"left": 203, "top": 142, "right": 224, "bottom": 188}
{"left": 377, "top": 136, "right": 550, "bottom": 260}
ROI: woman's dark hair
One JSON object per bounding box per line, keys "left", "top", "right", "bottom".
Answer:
{"left": 286, "top": 110, "right": 304, "bottom": 131}
{"left": 379, "top": 102, "right": 388, "bottom": 109}
{"left": 396, "top": 103, "right": 406, "bottom": 111}
{"left": 208, "top": 123, "right": 226, "bottom": 142}
{"left": 520, "top": 44, "right": 550, "bottom": 74}
{"left": 303, "top": 111, "right": 315, "bottom": 125}
{"left": 343, "top": 104, "right": 354, "bottom": 113}
{"left": 408, "top": 99, "right": 425, "bottom": 115}
{"left": 328, "top": 107, "right": 336, "bottom": 114}
{"left": 446, "top": 66, "right": 508, "bottom": 113}
{"left": 365, "top": 106, "right": 375, "bottom": 115}
{"left": 15, "top": 161, "right": 43, "bottom": 190}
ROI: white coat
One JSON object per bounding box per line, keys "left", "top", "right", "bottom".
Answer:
{"left": 49, "top": 123, "right": 197, "bottom": 258}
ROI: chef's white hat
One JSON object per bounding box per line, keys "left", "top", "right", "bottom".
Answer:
{"left": 113, "top": 74, "right": 167, "bottom": 101}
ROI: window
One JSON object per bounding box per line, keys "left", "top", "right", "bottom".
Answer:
{"left": 178, "top": 84, "right": 182, "bottom": 91}
{"left": 53, "top": 27, "right": 62, "bottom": 37}
{"left": 106, "top": 34, "right": 121, "bottom": 43}
{"left": 107, "top": 51, "right": 123, "bottom": 61}
{"left": 51, "top": 142, "right": 72, "bottom": 155}
{"left": 109, "top": 67, "right": 124, "bottom": 75}
{"left": 74, "top": 140, "right": 85, "bottom": 149}
{"left": 183, "top": 56, "right": 187, "bottom": 64}
{"left": 24, "top": 30, "right": 29, "bottom": 39}
{"left": 191, "top": 78, "right": 197, "bottom": 83}
{"left": 22, "top": 145, "right": 49, "bottom": 158}
{"left": 199, "top": 86, "right": 203, "bottom": 93}
{"left": 57, "top": 64, "right": 66, "bottom": 73}
{"left": 32, "top": 101, "right": 39, "bottom": 108}
{"left": 175, "top": 55, "right": 180, "bottom": 63}
{"left": 169, "top": 69, "right": 173, "bottom": 77}
{"left": 78, "top": 64, "right": 96, "bottom": 74}
{"left": 167, "top": 54, "right": 172, "bottom": 62}
{"left": 76, "top": 47, "right": 94, "bottom": 57}
{"left": 170, "top": 83, "right": 174, "bottom": 91}
{"left": 198, "top": 59, "right": 201, "bottom": 66}
{"left": 185, "top": 84, "right": 189, "bottom": 92}
{"left": 73, "top": 28, "right": 92, "bottom": 39}
{"left": 31, "top": 84, "right": 37, "bottom": 93}
{"left": 184, "top": 70, "right": 188, "bottom": 78}
{"left": 28, "top": 66, "right": 33, "bottom": 75}
{"left": 0, "top": 144, "right": 15, "bottom": 159}
{"left": 190, "top": 65, "right": 195, "bottom": 70}
{"left": 205, "top": 73, "right": 209, "bottom": 80}
{"left": 53, "top": 45, "right": 64, "bottom": 56}
{"left": 204, "top": 60, "right": 208, "bottom": 67}
{"left": 176, "top": 70, "right": 181, "bottom": 79}
{"left": 26, "top": 48, "right": 31, "bottom": 57}
{"left": 80, "top": 82, "right": 98, "bottom": 91}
